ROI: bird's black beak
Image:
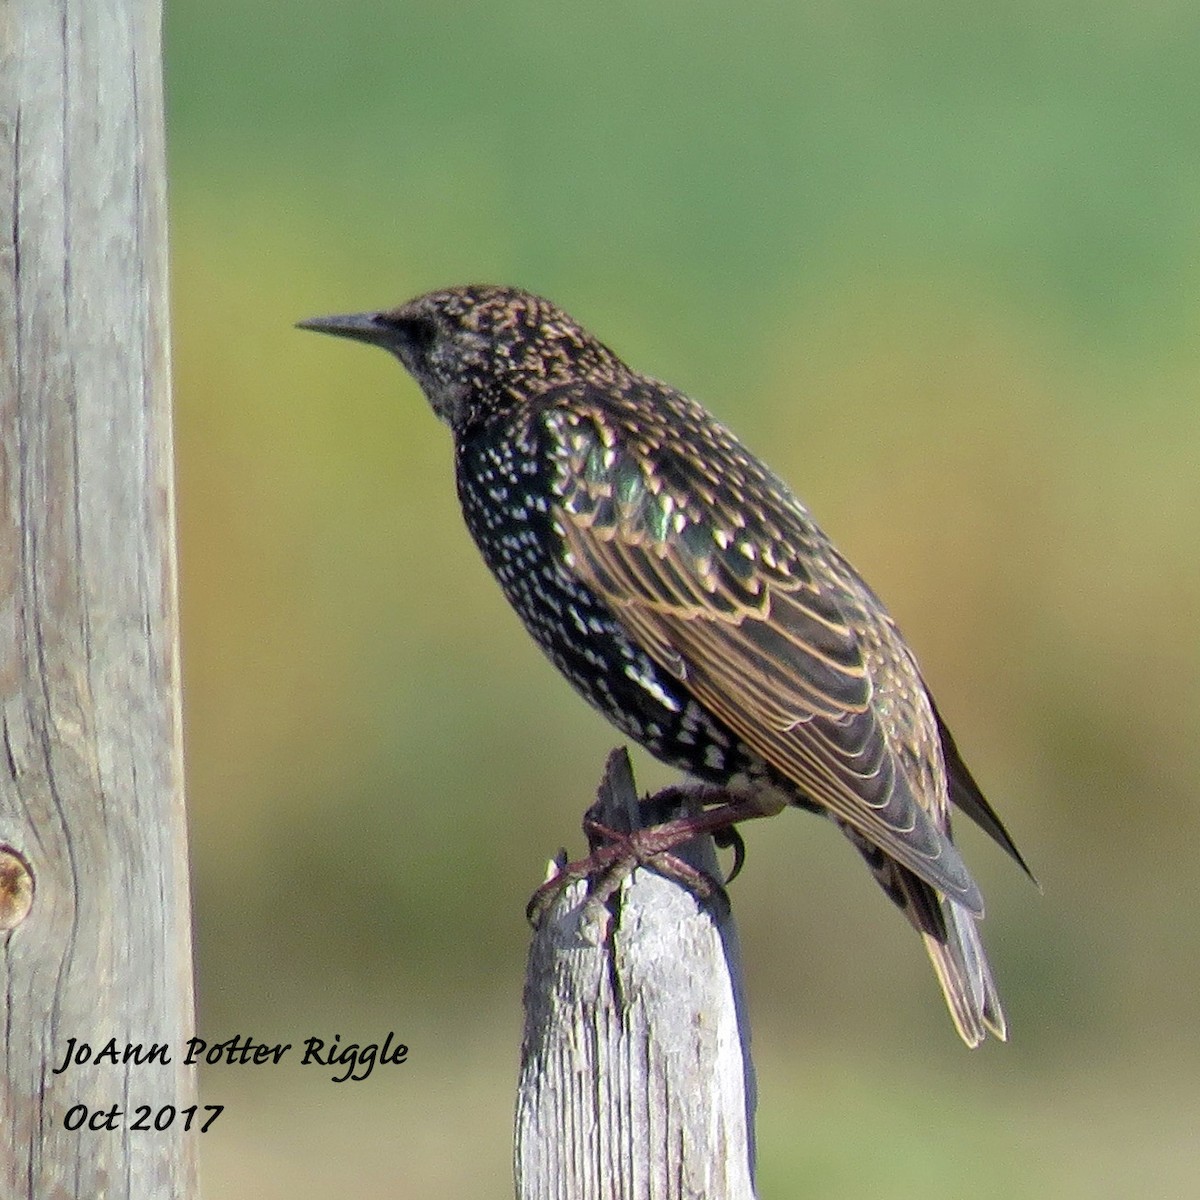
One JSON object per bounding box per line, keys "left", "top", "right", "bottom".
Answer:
{"left": 296, "top": 312, "right": 393, "bottom": 346}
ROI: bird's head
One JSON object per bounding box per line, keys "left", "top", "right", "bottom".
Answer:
{"left": 298, "top": 285, "right": 621, "bottom": 431}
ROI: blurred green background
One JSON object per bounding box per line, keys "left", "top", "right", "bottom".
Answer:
{"left": 166, "top": 2, "right": 1200, "bottom": 1196}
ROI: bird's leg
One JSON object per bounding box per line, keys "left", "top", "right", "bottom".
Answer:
{"left": 526, "top": 790, "right": 769, "bottom": 925}
{"left": 526, "top": 823, "right": 702, "bottom": 925}
{"left": 635, "top": 785, "right": 754, "bottom": 880}
{"left": 588, "top": 794, "right": 769, "bottom": 876}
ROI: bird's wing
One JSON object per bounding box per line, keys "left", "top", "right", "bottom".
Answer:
{"left": 543, "top": 394, "right": 983, "bottom": 913}
{"left": 929, "top": 693, "right": 1037, "bottom": 883}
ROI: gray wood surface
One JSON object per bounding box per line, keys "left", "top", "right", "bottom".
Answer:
{"left": 516, "top": 750, "right": 757, "bottom": 1200}
{"left": 0, "top": 2, "right": 198, "bottom": 1195}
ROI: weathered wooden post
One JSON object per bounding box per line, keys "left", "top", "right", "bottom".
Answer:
{"left": 0, "top": 2, "right": 198, "bottom": 1196}
{"left": 516, "top": 750, "right": 757, "bottom": 1200}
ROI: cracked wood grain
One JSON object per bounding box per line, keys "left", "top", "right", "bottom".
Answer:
{"left": 516, "top": 749, "right": 757, "bottom": 1200}
{"left": 0, "top": 2, "right": 198, "bottom": 1196}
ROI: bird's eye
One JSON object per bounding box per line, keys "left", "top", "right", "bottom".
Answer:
{"left": 392, "top": 315, "right": 437, "bottom": 356}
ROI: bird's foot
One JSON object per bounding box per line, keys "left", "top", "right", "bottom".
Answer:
{"left": 525, "top": 823, "right": 727, "bottom": 925}
{"left": 525, "top": 796, "right": 762, "bottom": 925}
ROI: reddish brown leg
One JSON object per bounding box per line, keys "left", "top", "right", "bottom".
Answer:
{"left": 526, "top": 793, "right": 770, "bottom": 925}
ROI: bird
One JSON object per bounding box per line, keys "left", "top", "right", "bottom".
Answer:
{"left": 298, "top": 284, "right": 1032, "bottom": 1047}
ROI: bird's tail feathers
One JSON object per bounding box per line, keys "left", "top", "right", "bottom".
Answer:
{"left": 920, "top": 894, "right": 1006, "bottom": 1047}
{"left": 845, "top": 824, "right": 1006, "bottom": 1047}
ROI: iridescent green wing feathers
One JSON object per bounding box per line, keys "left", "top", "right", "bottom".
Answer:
{"left": 542, "top": 383, "right": 984, "bottom": 914}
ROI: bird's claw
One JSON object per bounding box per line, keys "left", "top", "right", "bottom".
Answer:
{"left": 526, "top": 816, "right": 732, "bottom": 927}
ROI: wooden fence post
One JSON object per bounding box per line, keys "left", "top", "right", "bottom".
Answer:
{"left": 516, "top": 749, "right": 757, "bottom": 1200}
{"left": 0, "top": 1, "right": 198, "bottom": 1196}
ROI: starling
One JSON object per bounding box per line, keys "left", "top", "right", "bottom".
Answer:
{"left": 299, "top": 285, "right": 1032, "bottom": 1047}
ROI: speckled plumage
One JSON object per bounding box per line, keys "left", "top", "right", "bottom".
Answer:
{"left": 299, "top": 284, "right": 1031, "bottom": 1046}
